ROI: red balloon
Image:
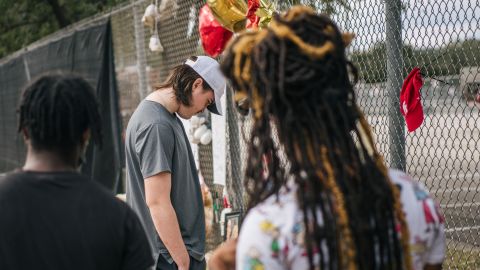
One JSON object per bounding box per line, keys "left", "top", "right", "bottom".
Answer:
{"left": 199, "top": 4, "right": 233, "bottom": 57}
{"left": 246, "top": 0, "right": 260, "bottom": 29}
{"left": 247, "top": 0, "right": 260, "bottom": 22}
{"left": 246, "top": 16, "right": 260, "bottom": 29}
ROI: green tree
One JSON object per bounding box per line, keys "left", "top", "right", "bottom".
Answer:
{"left": 351, "top": 39, "right": 480, "bottom": 83}
{"left": 0, "top": 0, "right": 128, "bottom": 58}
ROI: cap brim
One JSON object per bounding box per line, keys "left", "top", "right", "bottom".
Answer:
{"left": 207, "top": 86, "right": 224, "bottom": 115}
{"left": 207, "top": 102, "right": 220, "bottom": 115}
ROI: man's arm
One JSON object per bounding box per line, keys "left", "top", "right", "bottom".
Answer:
{"left": 145, "top": 172, "right": 189, "bottom": 270}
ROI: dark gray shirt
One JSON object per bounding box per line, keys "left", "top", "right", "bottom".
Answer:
{"left": 125, "top": 100, "right": 205, "bottom": 265}
{"left": 0, "top": 171, "right": 154, "bottom": 270}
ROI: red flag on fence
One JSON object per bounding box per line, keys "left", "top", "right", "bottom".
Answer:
{"left": 400, "top": 67, "right": 424, "bottom": 132}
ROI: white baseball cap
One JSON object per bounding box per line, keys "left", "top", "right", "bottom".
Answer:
{"left": 185, "top": 56, "right": 226, "bottom": 115}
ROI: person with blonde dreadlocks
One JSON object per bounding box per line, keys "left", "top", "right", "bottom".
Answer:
{"left": 209, "top": 5, "right": 445, "bottom": 270}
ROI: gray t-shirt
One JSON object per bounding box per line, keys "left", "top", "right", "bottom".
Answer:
{"left": 125, "top": 100, "right": 205, "bottom": 265}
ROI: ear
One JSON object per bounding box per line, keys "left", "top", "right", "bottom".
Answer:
{"left": 81, "top": 129, "right": 91, "bottom": 147}
{"left": 192, "top": 78, "right": 203, "bottom": 92}
{"left": 21, "top": 128, "right": 31, "bottom": 146}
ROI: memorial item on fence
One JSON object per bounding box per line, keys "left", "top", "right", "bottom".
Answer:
{"left": 246, "top": 0, "right": 260, "bottom": 28}
{"left": 190, "top": 115, "right": 213, "bottom": 145}
{"left": 199, "top": 4, "right": 233, "bottom": 57}
{"left": 220, "top": 188, "right": 232, "bottom": 238}
{"left": 142, "top": 3, "right": 159, "bottom": 28}
{"left": 246, "top": 0, "right": 274, "bottom": 29}
{"left": 206, "top": 0, "right": 248, "bottom": 33}
{"left": 143, "top": 2, "right": 164, "bottom": 53}
{"left": 400, "top": 67, "right": 424, "bottom": 132}
{"left": 223, "top": 211, "right": 241, "bottom": 241}
{"left": 149, "top": 33, "right": 164, "bottom": 52}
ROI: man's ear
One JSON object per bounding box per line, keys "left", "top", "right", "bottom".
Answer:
{"left": 193, "top": 78, "right": 203, "bottom": 92}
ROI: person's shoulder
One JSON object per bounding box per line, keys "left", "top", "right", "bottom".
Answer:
{"left": 0, "top": 170, "right": 27, "bottom": 180}
{"left": 388, "top": 168, "right": 416, "bottom": 183}
{"left": 0, "top": 171, "right": 45, "bottom": 207}
{"left": 387, "top": 168, "right": 430, "bottom": 193}
{"left": 0, "top": 170, "right": 30, "bottom": 192}
{"left": 387, "top": 170, "right": 445, "bottom": 265}
{"left": 134, "top": 118, "right": 175, "bottom": 138}
{"left": 387, "top": 168, "right": 444, "bottom": 223}
{"left": 83, "top": 180, "right": 132, "bottom": 215}
{"left": 85, "top": 180, "right": 123, "bottom": 201}
{"left": 133, "top": 101, "right": 172, "bottom": 122}
{"left": 128, "top": 101, "right": 173, "bottom": 130}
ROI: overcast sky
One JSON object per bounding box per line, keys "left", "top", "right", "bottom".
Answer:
{"left": 331, "top": 0, "right": 480, "bottom": 50}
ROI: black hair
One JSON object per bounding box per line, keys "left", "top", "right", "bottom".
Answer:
{"left": 221, "top": 6, "right": 412, "bottom": 270}
{"left": 18, "top": 74, "right": 102, "bottom": 160}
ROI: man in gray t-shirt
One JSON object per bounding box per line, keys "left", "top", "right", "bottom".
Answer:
{"left": 126, "top": 56, "right": 225, "bottom": 270}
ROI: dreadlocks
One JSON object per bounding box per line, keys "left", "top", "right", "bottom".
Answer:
{"left": 220, "top": 6, "right": 412, "bottom": 270}
{"left": 18, "top": 74, "right": 102, "bottom": 164}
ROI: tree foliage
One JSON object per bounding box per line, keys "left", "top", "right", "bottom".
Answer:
{"left": 351, "top": 39, "right": 480, "bottom": 83}
{"left": 0, "top": 0, "right": 127, "bottom": 58}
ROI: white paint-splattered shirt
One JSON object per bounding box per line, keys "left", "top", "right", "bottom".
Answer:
{"left": 236, "top": 169, "right": 445, "bottom": 270}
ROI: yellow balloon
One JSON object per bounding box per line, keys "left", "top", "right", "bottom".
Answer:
{"left": 256, "top": 0, "right": 274, "bottom": 29}
{"left": 207, "top": 0, "right": 248, "bottom": 33}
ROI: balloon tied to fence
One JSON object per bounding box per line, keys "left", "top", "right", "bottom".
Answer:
{"left": 140, "top": 0, "right": 277, "bottom": 57}
{"left": 200, "top": 0, "right": 275, "bottom": 57}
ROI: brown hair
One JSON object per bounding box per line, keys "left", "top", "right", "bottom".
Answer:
{"left": 154, "top": 56, "right": 213, "bottom": 106}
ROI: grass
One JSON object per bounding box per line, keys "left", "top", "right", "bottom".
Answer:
{"left": 444, "top": 246, "right": 480, "bottom": 269}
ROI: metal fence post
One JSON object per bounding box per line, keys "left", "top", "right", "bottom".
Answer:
{"left": 226, "top": 87, "right": 244, "bottom": 210}
{"left": 132, "top": 0, "right": 149, "bottom": 100}
{"left": 385, "top": 0, "right": 405, "bottom": 170}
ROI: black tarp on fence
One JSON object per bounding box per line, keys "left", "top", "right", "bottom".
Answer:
{"left": 0, "top": 18, "right": 123, "bottom": 192}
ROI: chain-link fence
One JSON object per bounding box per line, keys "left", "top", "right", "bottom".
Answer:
{"left": 1, "top": 0, "right": 477, "bottom": 267}
{"left": 78, "top": 0, "right": 480, "bottom": 266}
{"left": 223, "top": 0, "right": 480, "bottom": 268}
{"left": 345, "top": 2, "right": 480, "bottom": 267}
